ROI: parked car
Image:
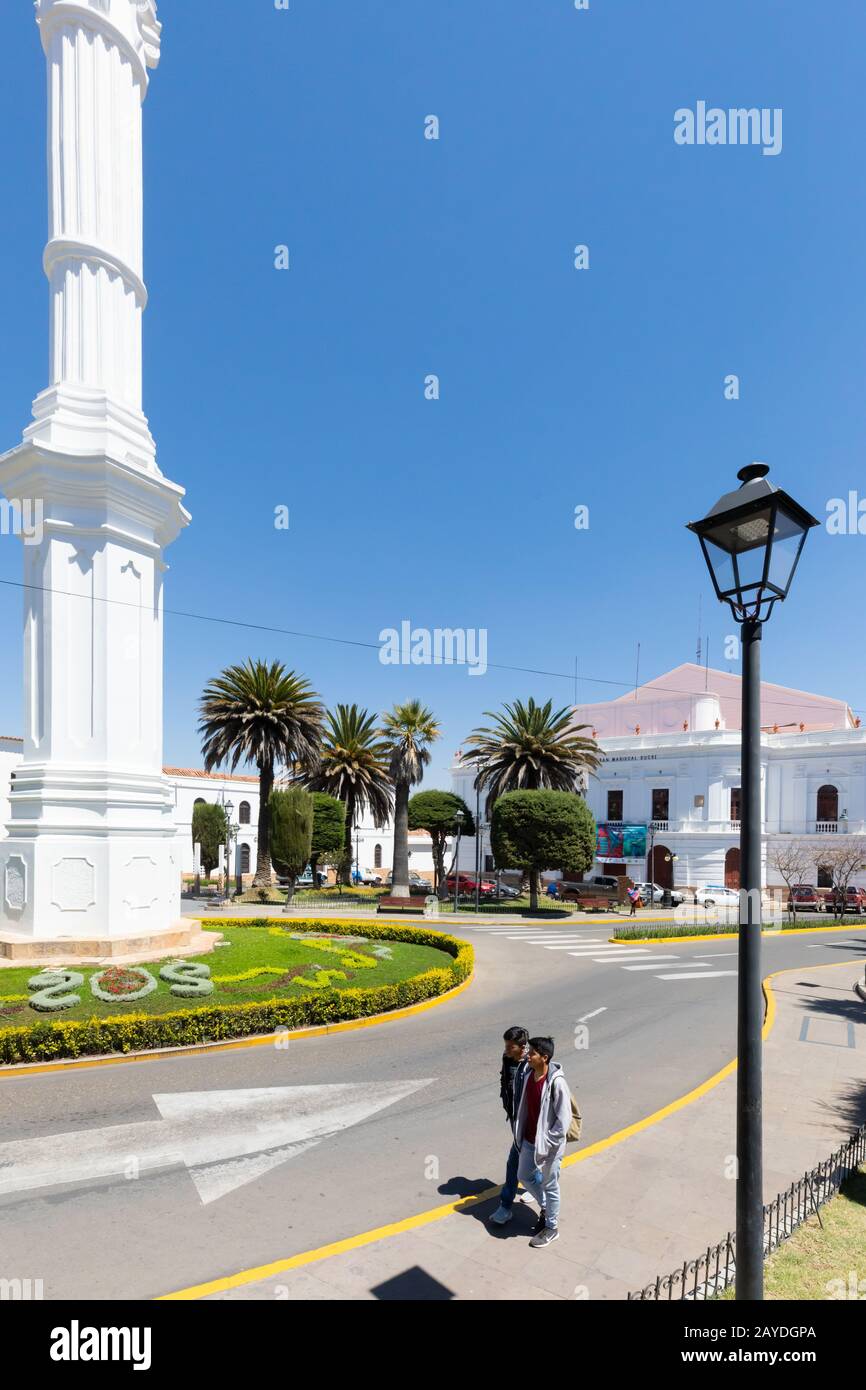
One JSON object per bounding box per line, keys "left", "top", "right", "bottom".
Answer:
{"left": 408, "top": 872, "right": 433, "bottom": 896}
{"left": 632, "top": 880, "right": 685, "bottom": 908}
{"left": 294, "top": 868, "right": 328, "bottom": 889}
{"left": 557, "top": 877, "right": 621, "bottom": 910}
{"left": 787, "top": 883, "right": 823, "bottom": 913}
{"left": 361, "top": 870, "right": 384, "bottom": 886}
{"left": 445, "top": 873, "right": 496, "bottom": 897}
{"left": 828, "top": 885, "right": 866, "bottom": 915}
{"left": 493, "top": 882, "right": 522, "bottom": 900}
{"left": 694, "top": 884, "right": 741, "bottom": 908}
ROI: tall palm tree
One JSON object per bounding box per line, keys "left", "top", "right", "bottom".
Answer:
{"left": 463, "top": 698, "right": 600, "bottom": 907}
{"left": 300, "top": 704, "right": 393, "bottom": 884}
{"left": 198, "top": 660, "right": 324, "bottom": 889}
{"left": 464, "top": 698, "right": 601, "bottom": 813}
{"left": 382, "top": 700, "right": 441, "bottom": 898}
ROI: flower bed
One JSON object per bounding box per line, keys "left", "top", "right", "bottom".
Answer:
{"left": 0, "top": 920, "right": 472, "bottom": 1065}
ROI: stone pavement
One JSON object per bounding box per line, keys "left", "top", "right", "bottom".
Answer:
{"left": 208, "top": 959, "right": 866, "bottom": 1301}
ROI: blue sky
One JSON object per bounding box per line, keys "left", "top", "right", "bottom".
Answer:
{"left": 1, "top": 0, "right": 864, "bottom": 786}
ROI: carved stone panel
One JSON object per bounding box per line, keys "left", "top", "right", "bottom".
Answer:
{"left": 4, "top": 857, "right": 27, "bottom": 913}
{"left": 52, "top": 858, "right": 96, "bottom": 913}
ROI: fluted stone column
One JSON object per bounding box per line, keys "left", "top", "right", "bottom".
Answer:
{"left": 0, "top": 1, "right": 190, "bottom": 946}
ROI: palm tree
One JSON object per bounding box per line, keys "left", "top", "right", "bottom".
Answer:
{"left": 382, "top": 700, "right": 441, "bottom": 898}
{"left": 300, "top": 704, "right": 393, "bottom": 884}
{"left": 463, "top": 697, "right": 601, "bottom": 902}
{"left": 198, "top": 660, "right": 324, "bottom": 890}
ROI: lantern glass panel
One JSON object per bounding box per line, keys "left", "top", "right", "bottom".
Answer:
{"left": 703, "top": 536, "right": 736, "bottom": 597}
{"left": 767, "top": 514, "right": 809, "bottom": 596}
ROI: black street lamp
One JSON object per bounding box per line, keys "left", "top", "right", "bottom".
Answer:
{"left": 453, "top": 810, "right": 465, "bottom": 914}
{"left": 688, "top": 463, "right": 818, "bottom": 1300}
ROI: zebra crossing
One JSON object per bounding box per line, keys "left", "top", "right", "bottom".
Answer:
{"left": 459, "top": 924, "right": 738, "bottom": 985}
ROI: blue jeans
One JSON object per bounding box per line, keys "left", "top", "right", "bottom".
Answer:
{"left": 500, "top": 1140, "right": 520, "bottom": 1209}
{"left": 517, "top": 1140, "right": 562, "bottom": 1229}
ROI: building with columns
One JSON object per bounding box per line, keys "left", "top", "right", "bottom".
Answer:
{"left": 450, "top": 664, "right": 866, "bottom": 895}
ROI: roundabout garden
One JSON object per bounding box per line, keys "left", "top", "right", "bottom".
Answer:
{"left": 0, "top": 920, "right": 473, "bottom": 1066}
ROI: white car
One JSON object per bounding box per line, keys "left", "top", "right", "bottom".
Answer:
{"left": 694, "top": 884, "right": 740, "bottom": 908}
{"left": 632, "top": 880, "right": 685, "bottom": 907}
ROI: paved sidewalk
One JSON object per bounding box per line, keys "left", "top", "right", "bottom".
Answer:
{"left": 208, "top": 960, "right": 866, "bottom": 1301}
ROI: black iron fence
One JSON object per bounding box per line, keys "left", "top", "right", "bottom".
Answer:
{"left": 628, "top": 1122, "right": 866, "bottom": 1300}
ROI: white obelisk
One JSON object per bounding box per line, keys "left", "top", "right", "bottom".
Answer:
{"left": 0, "top": 1, "right": 190, "bottom": 950}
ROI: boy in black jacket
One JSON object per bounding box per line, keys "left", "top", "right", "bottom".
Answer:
{"left": 489, "top": 1026, "right": 532, "bottom": 1225}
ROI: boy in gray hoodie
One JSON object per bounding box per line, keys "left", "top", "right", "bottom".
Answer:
{"left": 513, "top": 1036, "right": 572, "bottom": 1249}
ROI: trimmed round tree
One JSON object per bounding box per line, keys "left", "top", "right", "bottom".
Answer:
{"left": 309, "top": 792, "right": 346, "bottom": 886}
{"left": 491, "top": 790, "right": 595, "bottom": 910}
{"left": 408, "top": 790, "right": 475, "bottom": 894}
{"left": 269, "top": 787, "right": 314, "bottom": 902}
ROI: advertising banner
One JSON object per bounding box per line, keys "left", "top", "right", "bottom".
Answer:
{"left": 596, "top": 823, "right": 647, "bottom": 860}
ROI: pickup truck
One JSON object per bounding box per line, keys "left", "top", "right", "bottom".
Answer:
{"left": 556, "top": 874, "right": 625, "bottom": 911}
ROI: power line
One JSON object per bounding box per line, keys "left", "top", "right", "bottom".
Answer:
{"left": 0, "top": 573, "right": 862, "bottom": 718}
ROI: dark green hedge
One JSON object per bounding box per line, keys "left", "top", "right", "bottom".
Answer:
{"left": 0, "top": 919, "right": 473, "bottom": 1066}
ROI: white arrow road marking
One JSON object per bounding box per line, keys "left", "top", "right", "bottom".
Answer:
{"left": 578, "top": 1007, "right": 607, "bottom": 1022}
{"left": 0, "top": 1080, "right": 433, "bottom": 1207}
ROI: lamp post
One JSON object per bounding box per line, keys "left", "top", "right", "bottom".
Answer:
{"left": 454, "top": 810, "right": 465, "bottom": 914}
{"left": 688, "top": 462, "right": 818, "bottom": 1300}
{"left": 475, "top": 782, "right": 482, "bottom": 914}
{"left": 224, "top": 800, "right": 234, "bottom": 902}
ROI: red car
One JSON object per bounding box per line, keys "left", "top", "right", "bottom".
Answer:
{"left": 829, "top": 886, "right": 866, "bottom": 915}
{"left": 787, "top": 884, "right": 827, "bottom": 913}
{"left": 445, "top": 874, "right": 496, "bottom": 897}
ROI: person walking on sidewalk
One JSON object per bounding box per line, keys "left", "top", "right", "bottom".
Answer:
{"left": 489, "top": 1026, "right": 532, "bottom": 1226}
{"left": 627, "top": 882, "right": 641, "bottom": 917}
{"left": 513, "top": 1036, "right": 572, "bottom": 1249}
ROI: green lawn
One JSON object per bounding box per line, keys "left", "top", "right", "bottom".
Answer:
{"left": 0, "top": 926, "right": 447, "bottom": 1023}
{"left": 717, "top": 1168, "right": 866, "bottom": 1299}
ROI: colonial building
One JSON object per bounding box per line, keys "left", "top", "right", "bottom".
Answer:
{"left": 450, "top": 664, "right": 866, "bottom": 894}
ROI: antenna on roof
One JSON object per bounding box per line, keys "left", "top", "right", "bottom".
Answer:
{"left": 696, "top": 593, "right": 702, "bottom": 666}
{"left": 634, "top": 642, "right": 641, "bottom": 701}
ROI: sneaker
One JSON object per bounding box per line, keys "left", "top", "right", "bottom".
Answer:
{"left": 529, "top": 1226, "right": 559, "bottom": 1249}
{"left": 515, "top": 1190, "right": 535, "bottom": 1205}
{"left": 530, "top": 1210, "right": 546, "bottom": 1236}
{"left": 488, "top": 1204, "right": 513, "bottom": 1226}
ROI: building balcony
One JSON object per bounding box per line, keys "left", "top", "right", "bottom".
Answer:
{"left": 617, "top": 819, "right": 865, "bottom": 837}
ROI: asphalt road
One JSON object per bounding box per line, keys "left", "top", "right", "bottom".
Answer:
{"left": 1, "top": 921, "right": 864, "bottom": 1300}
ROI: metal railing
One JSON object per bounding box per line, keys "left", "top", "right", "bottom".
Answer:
{"left": 628, "top": 1122, "right": 866, "bottom": 1300}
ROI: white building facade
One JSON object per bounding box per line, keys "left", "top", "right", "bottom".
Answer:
{"left": 450, "top": 664, "right": 866, "bottom": 894}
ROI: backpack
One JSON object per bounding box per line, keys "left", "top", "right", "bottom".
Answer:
{"left": 551, "top": 1074, "right": 582, "bottom": 1143}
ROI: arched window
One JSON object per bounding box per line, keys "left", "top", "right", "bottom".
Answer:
{"left": 374, "top": 844, "right": 382, "bottom": 868}
{"left": 239, "top": 801, "right": 251, "bottom": 825}
{"left": 194, "top": 797, "right": 206, "bottom": 807}
{"left": 240, "top": 844, "right": 251, "bottom": 874}
{"left": 816, "top": 785, "right": 838, "bottom": 827}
